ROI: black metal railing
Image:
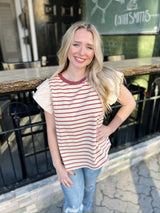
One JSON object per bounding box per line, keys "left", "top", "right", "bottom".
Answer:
{"left": 104, "top": 76, "right": 160, "bottom": 151}
{"left": 0, "top": 76, "right": 160, "bottom": 194}
{"left": 0, "top": 92, "right": 56, "bottom": 194}
{"left": 105, "top": 94, "right": 160, "bottom": 152}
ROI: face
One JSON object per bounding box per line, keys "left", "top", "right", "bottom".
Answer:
{"left": 67, "top": 28, "right": 95, "bottom": 72}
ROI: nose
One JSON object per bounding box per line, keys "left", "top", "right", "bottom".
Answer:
{"left": 79, "top": 46, "right": 85, "bottom": 55}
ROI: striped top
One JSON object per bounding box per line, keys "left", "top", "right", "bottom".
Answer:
{"left": 33, "top": 73, "right": 112, "bottom": 170}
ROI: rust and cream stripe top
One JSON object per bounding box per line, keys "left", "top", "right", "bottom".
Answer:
{"left": 33, "top": 73, "right": 115, "bottom": 170}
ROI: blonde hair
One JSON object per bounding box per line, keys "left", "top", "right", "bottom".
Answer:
{"left": 52, "top": 21, "right": 123, "bottom": 113}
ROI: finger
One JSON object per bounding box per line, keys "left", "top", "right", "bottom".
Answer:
{"left": 66, "top": 171, "right": 75, "bottom": 185}
{"left": 64, "top": 179, "right": 73, "bottom": 188}
{"left": 97, "top": 133, "right": 103, "bottom": 140}
{"left": 68, "top": 170, "right": 75, "bottom": 176}
{"left": 68, "top": 177, "right": 74, "bottom": 185}
{"left": 96, "top": 127, "right": 101, "bottom": 134}
{"left": 97, "top": 134, "right": 106, "bottom": 141}
{"left": 65, "top": 177, "right": 74, "bottom": 186}
{"left": 63, "top": 180, "right": 71, "bottom": 188}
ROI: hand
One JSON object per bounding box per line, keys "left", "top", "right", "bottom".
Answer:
{"left": 96, "top": 125, "right": 112, "bottom": 141}
{"left": 56, "top": 164, "right": 75, "bottom": 188}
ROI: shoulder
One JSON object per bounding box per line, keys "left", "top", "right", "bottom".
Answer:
{"left": 33, "top": 79, "right": 54, "bottom": 114}
{"left": 49, "top": 74, "right": 62, "bottom": 85}
{"left": 101, "top": 66, "right": 124, "bottom": 105}
{"left": 102, "top": 66, "right": 124, "bottom": 80}
{"left": 36, "top": 79, "right": 50, "bottom": 90}
{"left": 33, "top": 79, "right": 51, "bottom": 101}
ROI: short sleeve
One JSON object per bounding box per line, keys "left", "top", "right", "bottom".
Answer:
{"left": 33, "top": 79, "right": 53, "bottom": 114}
{"left": 107, "top": 71, "right": 124, "bottom": 106}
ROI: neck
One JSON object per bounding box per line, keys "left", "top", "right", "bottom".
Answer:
{"left": 63, "top": 67, "right": 87, "bottom": 82}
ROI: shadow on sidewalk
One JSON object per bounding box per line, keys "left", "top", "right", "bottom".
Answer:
{"left": 131, "top": 154, "right": 160, "bottom": 213}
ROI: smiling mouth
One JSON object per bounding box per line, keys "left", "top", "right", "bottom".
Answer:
{"left": 75, "top": 57, "right": 86, "bottom": 63}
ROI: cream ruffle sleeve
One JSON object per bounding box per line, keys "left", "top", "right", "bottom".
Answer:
{"left": 33, "top": 79, "right": 53, "bottom": 114}
{"left": 107, "top": 70, "right": 124, "bottom": 106}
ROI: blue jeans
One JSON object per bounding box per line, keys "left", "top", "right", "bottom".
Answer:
{"left": 61, "top": 167, "right": 102, "bottom": 213}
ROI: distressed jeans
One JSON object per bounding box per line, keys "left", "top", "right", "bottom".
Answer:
{"left": 61, "top": 167, "right": 102, "bottom": 213}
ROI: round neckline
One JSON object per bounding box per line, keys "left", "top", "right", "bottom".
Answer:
{"left": 59, "top": 73, "right": 86, "bottom": 85}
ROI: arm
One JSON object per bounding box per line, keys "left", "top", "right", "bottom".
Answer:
{"left": 97, "top": 84, "right": 136, "bottom": 140}
{"left": 44, "top": 110, "right": 74, "bottom": 187}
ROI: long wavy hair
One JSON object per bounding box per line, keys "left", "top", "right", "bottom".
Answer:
{"left": 52, "top": 21, "right": 123, "bottom": 113}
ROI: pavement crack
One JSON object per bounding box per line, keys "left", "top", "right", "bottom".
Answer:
{"left": 99, "top": 189, "right": 105, "bottom": 205}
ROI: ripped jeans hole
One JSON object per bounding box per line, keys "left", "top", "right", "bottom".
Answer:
{"left": 85, "top": 185, "right": 95, "bottom": 192}
{"left": 65, "top": 204, "right": 83, "bottom": 213}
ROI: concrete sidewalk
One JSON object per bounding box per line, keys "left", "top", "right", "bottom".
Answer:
{"left": 92, "top": 152, "right": 160, "bottom": 213}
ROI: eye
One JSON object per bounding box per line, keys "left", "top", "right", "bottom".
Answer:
{"left": 87, "top": 46, "right": 93, "bottom": 50}
{"left": 72, "top": 43, "right": 79, "bottom": 47}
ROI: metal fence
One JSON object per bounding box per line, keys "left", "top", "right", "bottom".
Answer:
{"left": 0, "top": 76, "right": 160, "bottom": 194}
{"left": 105, "top": 76, "right": 160, "bottom": 151}
{"left": 0, "top": 92, "right": 56, "bottom": 194}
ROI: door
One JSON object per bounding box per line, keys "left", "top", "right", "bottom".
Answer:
{"left": 31, "top": 0, "right": 82, "bottom": 65}
{"left": 0, "top": 0, "right": 21, "bottom": 63}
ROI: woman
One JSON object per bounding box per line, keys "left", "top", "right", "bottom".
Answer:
{"left": 33, "top": 21, "right": 136, "bottom": 213}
